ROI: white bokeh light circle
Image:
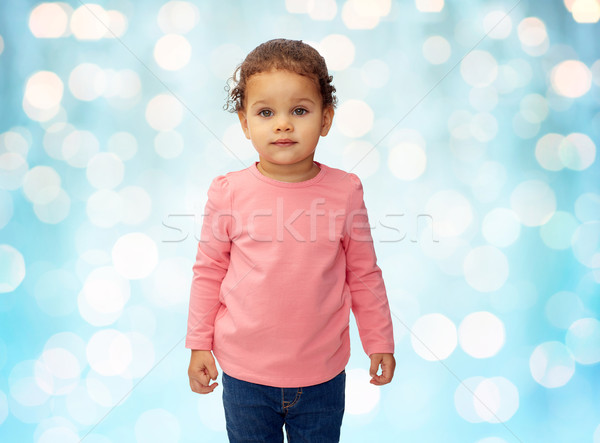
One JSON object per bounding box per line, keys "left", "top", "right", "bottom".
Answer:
{"left": 81, "top": 266, "right": 131, "bottom": 315}
{"left": 157, "top": 1, "right": 200, "bottom": 34}
{"left": 411, "top": 313, "right": 457, "bottom": 361}
{"left": 539, "top": 211, "right": 579, "bottom": 250}
{"left": 458, "top": 312, "right": 506, "bottom": 358}
{"left": 473, "top": 377, "right": 519, "bottom": 423}
{"left": 422, "top": 35, "right": 451, "bottom": 64}
{"left": 482, "top": 208, "right": 521, "bottom": 247}
{"left": 510, "top": 180, "right": 556, "bottom": 227}
{"left": 517, "top": 16, "right": 547, "bottom": 46}
{"left": 23, "top": 165, "right": 61, "bottom": 205}
{"left": 545, "top": 291, "right": 586, "bottom": 330}
{"left": 448, "top": 110, "right": 472, "bottom": 140}
{"left": 123, "top": 332, "right": 155, "bottom": 378}
{"left": 86, "top": 329, "right": 132, "bottom": 376}
{"left": 0, "top": 190, "right": 12, "bottom": 229}
{"left": 112, "top": 233, "right": 159, "bottom": 279}
{"left": 135, "top": 408, "right": 181, "bottom": 443}
{"left": 118, "top": 305, "right": 157, "bottom": 338}
{"left": 344, "top": 368, "right": 381, "bottom": 415}
{"left": 36, "top": 348, "right": 81, "bottom": 395}
{"left": 34, "top": 268, "right": 79, "bottom": 317}
{"left": 360, "top": 59, "right": 390, "bottom": 88}
{"left": 71, "top": 4, "right": 110, "bottom": 40}
{"left": 108, "top": 131, "right": 138, "bottom": 161}
{"left": 529, "top": 341, "right": 575, "bottom": 388}
{"left": 335, "top": 99, "right": 373, "bottom": 137}
{"left": 86, "top": 189, "right": 124, "bottom": 228}
{"left": 29, "top": 3, "right": 69, "bottom": 38}
{"left": 307, "top": 0, "right": 337, "bottom": 20}
{"left": 222, "top": 123, "right": 257, "bottom": 160}
{"left": 517, "top": 17, "right": 549, "bottom": 56}
{"left": 425, "top": 190, "right": 473, "bottom": 238}
{"left": 342, "top": 140, "right": 380, "bottom": 178}
{"left": 24, "top": 71, "right": 63, "bottom": 110}
{"left": 69, "top": 63, "right": 106, "bottom": 101}
{"left": 118, "top": 186, "right": 152, "bottom": 225}
{"left": 388, "top": 143, "right": 426, "bottom": 181}
{"left": 551, "top": 60, "right": 592, "bottom": 98}
{"left": 483, "top": 10, "right": 512, "bottom": 39}
{"left": 85, "top": 369, "right": 133, "bottom": 407}
{"left": 570, "top": 221, "right": 600, "bottom": 269}
{"left": 566, "top": 318, "right": 600, "bottom": 364}
{"left": 210, "top": 43, "right": 245, "bottom": 81}
{"left": 62, "top": 129, "right": 100, "bottom": 168}
{"left": 154, "top": 34, "right": 192, "bottom": 71}
{"left": 341, "top": 0, "right": 380, "bottom": 30}
{"left": 416, "top": 0, "right": 444, "bottom": 12}
{"left": 454, "top": 376, "right": 486, "bottom": 423}
{"left": 575, "top": 192, "right": 600, "bottom": 223}
{"left": 535, "top": 133, "right": 565, "bottom": 171}
{"left": 37, "top": 426, "right": 80, "bottom": 443}
{"left": 9, "top": 359, "right": 51, "bottom": 407}
{"left": 0, "top": 152, "right": 28, "bottom": 190}
{"left": 460, "top": 50, "right": 498, "bottom": 87}
{"left": 147, "top": 257, "right": 191, "bottom": 307}
{"left": 33, "top": 188, "right": 71, "bottom": 224}
{"left": 2, "top": 129, "right": 31, "bottom": 156}
{"left": 86, "top": 152, "right": 124, "bottom": 189}
{"left": 65, "top": 385, "right": 106, "bottom": 426}
{"left": 0, "top": 244, "right": 26, "bottom": 293}
{"left": 520, "top": 93, "right": 548, "bottom": 123}
{"left": 145, "top": 94, "right": 184, "bottom": 131}
{"left": 155, "top": 130, "right": 184, "bottom": 159}
{"left": 463, "top": 245, "right": 509, "bottom": 293}
{"left": 0, "top": 390, "right": 7, "bottom": 426}
{"left": 512, "top": 112, "right": 540, "bottom": 139}
{"left": 469, "top": 86, "right": 498, "bottom": 112}
{"left": 470, "top": 112, "right": 498, "bottom": 142}
{"left": 319, "top": 34, "right": 355, "bottom": 70}
{"left": 558, "top": 133, "right": 596, "bottom": 171}
{"left": 196, "top": 379, "right": 227, "bottom": 431}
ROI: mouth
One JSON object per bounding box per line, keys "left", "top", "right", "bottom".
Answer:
{"left": 272, "top": 139, "right": 296, "bottom": 147}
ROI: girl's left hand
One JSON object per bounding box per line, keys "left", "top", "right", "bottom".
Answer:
{"left": 368, "top": 353, "right": 396, "bottom": 386}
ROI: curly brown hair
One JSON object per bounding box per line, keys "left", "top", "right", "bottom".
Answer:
{"left": 223, "top": 38, "right": 337, "bottom": 113}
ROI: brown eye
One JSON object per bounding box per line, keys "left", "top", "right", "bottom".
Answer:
{"left": 259, "top": 110, "right": 272, "bottom": 117}
{"left": 293, "top": 108, "right": 307, "bottom": 116}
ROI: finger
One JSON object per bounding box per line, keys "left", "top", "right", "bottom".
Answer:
{"left": 369, "top": 357, "right": 381, "bottom": 378}
{"left": 207, "top": 362, "right": 219, "bottom": 381}
{"left": 190, "top": 379, "right": 219, "bottom": 394}
{"left": 191, "top": 371, "right": 210, "bottom": 387}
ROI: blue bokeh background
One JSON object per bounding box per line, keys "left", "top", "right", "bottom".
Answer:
{"left": 0, "top": 0, "right": 599, "bottom": 442}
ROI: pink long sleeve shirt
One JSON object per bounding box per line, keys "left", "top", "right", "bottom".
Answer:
{"left": 185, "top": 160, "right": 395, "bottom": 387}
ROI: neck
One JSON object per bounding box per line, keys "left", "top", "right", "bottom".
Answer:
{"left": 257, "top": 159, "right": 320, "bottom": 183}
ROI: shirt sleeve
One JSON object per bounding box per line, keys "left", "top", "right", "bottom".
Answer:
{"left": 342, "top": 173, "right": 395, "bottom": 357}
{"left": 185, "top": 175, "right": 232, "bottom": 350}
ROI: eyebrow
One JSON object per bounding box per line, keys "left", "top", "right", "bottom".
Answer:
{"left": 250, "top": 98, "right": 316, "bottom": 109}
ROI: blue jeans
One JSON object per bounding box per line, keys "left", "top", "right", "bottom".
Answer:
{"left": 222, "top": 369, "right": 346, "bottom": 442}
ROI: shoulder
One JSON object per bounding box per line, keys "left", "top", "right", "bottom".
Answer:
{"left": 320, "top": 163, "right": 363, "bottom": 191}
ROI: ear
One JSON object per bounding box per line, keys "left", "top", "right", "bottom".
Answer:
{"left": 237, "top": 110, "right": 251, "bottom": 139}
{"left": 320, "top": 106, "right": 334, "bottom": 137}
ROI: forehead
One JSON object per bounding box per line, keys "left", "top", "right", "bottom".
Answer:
{"left": 246, "top": 69, "right": 320, "bottom": 101}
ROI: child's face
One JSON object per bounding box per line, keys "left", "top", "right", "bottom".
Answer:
{"left": 237, "top": 69, "right": 334, "bottom": 171}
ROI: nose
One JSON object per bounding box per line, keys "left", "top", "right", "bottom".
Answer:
{"left": 273, "top": 114, "right": 292, "bottom": 132}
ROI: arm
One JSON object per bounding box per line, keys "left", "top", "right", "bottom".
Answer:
{"left": 185, "top": 175, "right": 231, "bottom": 393}
{"left": 342, "top": 174, "right": 395, "bottom": 384}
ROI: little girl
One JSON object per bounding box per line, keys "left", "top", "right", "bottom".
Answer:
{"left": 186, "top": 38, "right": 396, "bottom": 442}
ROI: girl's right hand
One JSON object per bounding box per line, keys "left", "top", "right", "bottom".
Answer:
{"left": 188, "top": 350, "right": 219, "bottom": 394}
